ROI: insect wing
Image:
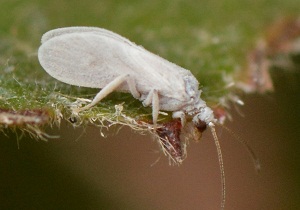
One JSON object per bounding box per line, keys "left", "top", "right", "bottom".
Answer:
{"left": 39, "top": 32, "right": 131, "bottom": 88}
{"left": 38, "top": 27, "right": 195, "bottom": 101}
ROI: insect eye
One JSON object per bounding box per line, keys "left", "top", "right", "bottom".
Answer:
{"left": 184, "top": 75, "right": 199, "bottom": 97}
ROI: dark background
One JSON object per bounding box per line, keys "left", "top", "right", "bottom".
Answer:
{"left": 1, "top": 84, "right": 300, "bottom": 210}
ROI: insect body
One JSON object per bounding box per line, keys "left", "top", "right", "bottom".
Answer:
{"left": 38, "top": 27, "right": 216, "bottom": 127}
{"left": 38, "top": 27, "right": 225, "bottom": 209}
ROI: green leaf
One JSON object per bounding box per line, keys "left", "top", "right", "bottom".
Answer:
{"left": 0, "top": 0, "right": 299, "bottom": 149}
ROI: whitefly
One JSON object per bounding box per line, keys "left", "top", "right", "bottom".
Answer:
{"left": 38, "top": 27, "right": 226, "bottom": 209}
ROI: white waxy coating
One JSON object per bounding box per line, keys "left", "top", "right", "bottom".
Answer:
{"left": 38, "top": 27, "right": 200, "bottom": 112}
{"left": 38, "top": 27, "right": 225, "bottom": 210}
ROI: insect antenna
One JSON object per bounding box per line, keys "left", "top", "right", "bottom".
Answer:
{"left": 220, "top": 124, "right": 261, "bottom": 172}
{"left": 208, "top": 122, "right": 225, "bottom": 210}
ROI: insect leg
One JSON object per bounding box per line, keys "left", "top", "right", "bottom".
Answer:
{"left": 74, "top": 74, "right": 140, "bottom": 112}
{"left": 143, "top": 89, "right": 159, "bottom": 127}
{"left": 172, "top": 111, "right": 186, "bottom": 126}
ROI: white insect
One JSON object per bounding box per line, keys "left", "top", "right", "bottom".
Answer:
{"left": 38, "top": 27, "right": 225, "bottom": 209}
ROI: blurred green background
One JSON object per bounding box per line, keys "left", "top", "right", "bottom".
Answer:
{"left": 0, "top": 0, "right": 300, "bottom": 209}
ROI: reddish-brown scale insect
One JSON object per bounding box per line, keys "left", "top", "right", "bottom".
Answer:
{"left": 156, "top": 119, "right": 183, "bottom": 163}
{"left": 0, "top": 109, "right": 50, "bottom": 125}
